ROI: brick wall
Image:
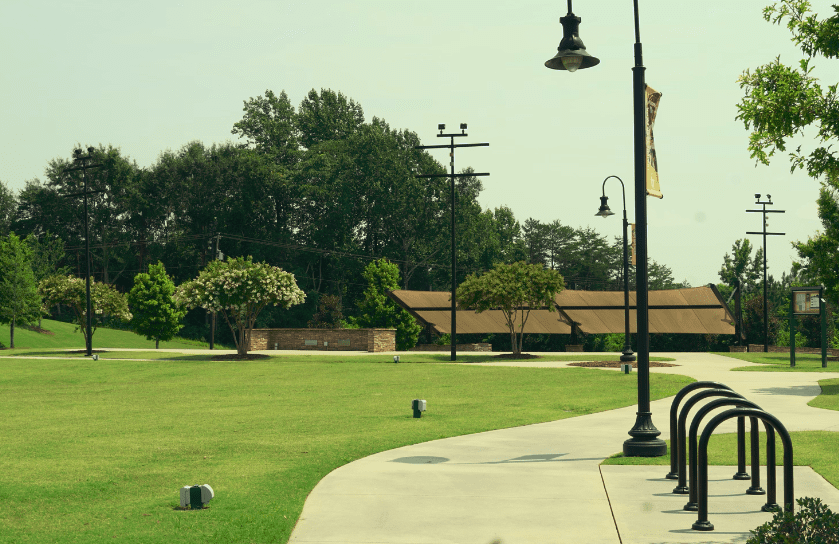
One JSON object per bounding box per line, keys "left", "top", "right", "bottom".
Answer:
{"left": 729, "top": 346, "right": 748, "bottom": 353}
{"left": 748, "top": 344, "right": 839, "bottom": 357}
{"left": 250, "top": 328, "right": 396, "bottom": 352}
{"left": 409, "top": 343, "right": 493, "bottom": 352}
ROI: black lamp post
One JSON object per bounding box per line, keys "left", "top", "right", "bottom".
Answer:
{"left": 546, "top": 0, "right": 666, "bottom": 456}
{"left": 595, "top": 175, "right": 636, "bottom": 363}
{"left": 63, "top": 147, "right": 102, "bottom": 357}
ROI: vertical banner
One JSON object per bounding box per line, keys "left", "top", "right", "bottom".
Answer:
{"left": 631, "top": 223, "right": 637, "bottom": 265}
{"left": 645, "top": 84, "right": 663, "bottom": 199}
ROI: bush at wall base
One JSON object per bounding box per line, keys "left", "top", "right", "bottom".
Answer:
{"left": 747, "top": 497, "right": 839, "bottom": 544}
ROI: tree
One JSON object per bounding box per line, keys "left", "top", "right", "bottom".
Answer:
{"left": 25, "top": 232, "right": 69, "bottom": 327}
{"left": 738, "top": 0, "right": 839, "bottom": 178}
{"left": 128, "top": 262, "right": 186, "bottom": 348}
{"left": 174, "top": 256, "right": 306, "bottom": 356}
{"left": 457, "top": 261, "right": 565, "bottom": 355}
{"left": 38, "top": 275, "right": 132, "bottom": 349}
{"left": 348, "top": 258, "right": 421, "bottom": 350}
{"left": 0, "top": 234, "right": 41, "bottom": 348}
{"left": 737, "top": 1, "right": 839, "bottom": 306}
{"left": 307, "top": 294, "right": 344, "bottom": 329}
{"left": 231, "top": 89, "right": 300, "bottom": 166}
{"left": 718, "top": 238, "right": 762, "bottom": 292}
{"left": 0, "top": 179, "right": 15, "bottom": 236}
{"left": 794, "top": 176, "right": 839, "bottom": 306}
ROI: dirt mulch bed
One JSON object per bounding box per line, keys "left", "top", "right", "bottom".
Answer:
{"left": 21, "top": 325, "right": 55, "bottom": 336}
{"left": 568, "top": 361, "right": 679, "bottom": 368}
{"left": 209, "top": 353, "right": 272, "bottom": 361}
{"left": 490, "top": 353, "right": 542, "bottom": 360}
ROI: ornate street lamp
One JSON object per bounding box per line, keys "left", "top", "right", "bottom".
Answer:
{"left": 546, "top": 0, "right": 666, "bottom": 456}
{"left": 595, "top": 175, "right": 636, "bottom": 363}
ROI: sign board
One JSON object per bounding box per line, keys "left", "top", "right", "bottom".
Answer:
{"left": 794, "top": 291, "right": 820, "bottom": 315}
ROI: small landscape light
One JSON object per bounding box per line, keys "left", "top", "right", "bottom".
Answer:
{"left": 621, "top": 363, "right": 632, "bottom": 374}
{"left": 180, "top": 484, "right": 214, "bottom": 509}
{"left": 412, "top": 399, "right": 427, "bottom": 418}
{"left": 92, "top": 354, "right": 99, "bottom": 361}
{"left": 274, "top": 342, "right": 278, "bottom": 350}
{"left": 393, "top": 355, "right": 400, "bottom": 363}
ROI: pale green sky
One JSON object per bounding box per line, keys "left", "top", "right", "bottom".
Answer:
{"left": 1, "top": 0, "right": 835, "bottom": 287}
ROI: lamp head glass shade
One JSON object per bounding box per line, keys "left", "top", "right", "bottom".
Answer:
{"left": 545, "top": 13, "right": 600, "bottom": 71}
{"left": 596, "top": 196, "right": 614, "bottom": 218}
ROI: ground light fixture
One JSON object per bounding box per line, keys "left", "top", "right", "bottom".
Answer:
{"left": 412, "top": 399, "right": 426, "bottom": 418}
{"left": 179, "top": 484, "right": 214, "bottom": 510}
{"left": 547, "top": 0, "right": 665, "bottom": 456}
{"left": 393, "top": 355, "right": 400, "bottom": 363}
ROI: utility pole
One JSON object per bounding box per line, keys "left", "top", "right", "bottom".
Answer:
{"left": 746, "top": 194, "right": 784, "bottom": 353}
{"left": 63, "top": 148, "right": 103, "bottom": 357}
{"left": 415, "top": 124, "right": 488, "bottom": 361}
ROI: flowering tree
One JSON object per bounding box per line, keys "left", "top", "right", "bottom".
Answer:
{"left": 38, "top": 275, "right": 132, "bottom": 348}
{"left": 175, "top": 256, "right": 306, "bottom": 356}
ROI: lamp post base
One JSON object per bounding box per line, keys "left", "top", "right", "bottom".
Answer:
{"left": 620, "top": 347, "right": 636, "bottom": 362}
{"left": 623, "top": 411, "right": 667, "bottom": 457}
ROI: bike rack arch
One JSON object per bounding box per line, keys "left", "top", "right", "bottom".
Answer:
{"left": 666, "top": 381, "right": 736, "bottom": 479}
{"left": 673, "top": 389, "right": 746, "bottom": 494}
{"left": 692, "top": 408, "right": 793, "bottom": 532}
{"left": 685, "top": 398, "right": 778, "bottom": 512}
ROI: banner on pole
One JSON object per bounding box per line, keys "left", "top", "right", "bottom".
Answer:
{"left": 631, "top": 223, "right": 637, "bottom": 266}
{"left": 645, "top": 84, "right": 663, "bottom": 199}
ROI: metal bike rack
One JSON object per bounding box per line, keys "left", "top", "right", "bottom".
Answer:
{"left": 692, "top": 408, "right": 793, "bottom": 532}
{"left": 667, "top": 382, "right": 747, "bottom": 481}
{"left": 673, "top": 388, "right": 746, "bottom": 494}
{"left": 685, "top": 398, "right": 778, "bottom": 513}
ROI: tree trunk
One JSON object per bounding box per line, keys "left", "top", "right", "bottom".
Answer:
{"left": 155, "top": 338, "right": 159, "bottom": 349}
{"left": 10, "top": 317, "right": 15, "bottom": 349}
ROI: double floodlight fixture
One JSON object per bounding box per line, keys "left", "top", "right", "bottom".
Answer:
{"left": 438, "top": 123, "right": 469, "bottom": 134}
{"left": 755, "top": 193, "right": 772, "bottom": 204}
{"left": 544, "top": 0, "right": 600, "bottom": 72}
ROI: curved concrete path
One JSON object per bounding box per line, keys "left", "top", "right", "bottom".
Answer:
{"left": 288, "top": 352, "right": 839, "bottom": 544}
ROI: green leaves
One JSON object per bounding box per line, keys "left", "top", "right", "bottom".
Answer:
{"left": 349, "top": 258, "right": 421, "bottom": 350}
{"left": 175, "top": 256, "right": 305, "bottom": 355}
{"left": 458, "top": 262, "right": 564, "bottom": 354}
{"left": 0, "top": 233, "right": 41, "bottom": 347}
{"left": 128, "top": 262, "right": 186, "bottom": 347}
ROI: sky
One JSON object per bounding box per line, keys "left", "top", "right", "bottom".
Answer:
{"left": 1, "top": 0, "right": 836, "bottom": 288}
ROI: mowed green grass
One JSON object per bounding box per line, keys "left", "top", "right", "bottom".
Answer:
{"left": 0, "top": 319, "right": 212, "bottom": 351}
{"left": 602, "top": 377, "right": 839, "bottom": 489}
{"left": 0, "top": 355, "right": 694, "bottom": 544}
{"left": 712, "top": 351, "right": 839, "bottom": 372}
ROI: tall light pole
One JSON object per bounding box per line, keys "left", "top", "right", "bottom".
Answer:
{"left": 63, "top": 147, "right": 102, "bottom": 357}
{"left": 546, "top": 0, "right": 666, "bottom": 456}
{"left": 746, "top": 194, "right": 785, "bottom": 352}
{"left": 595, "top": 175, "right": 636, "bottom": 363}
{"left": 415, "top": 124, "right": 489, "bottom": 362}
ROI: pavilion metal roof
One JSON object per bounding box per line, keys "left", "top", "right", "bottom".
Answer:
{"left": 387, "top": 285, "right": 735, "bottom": 336}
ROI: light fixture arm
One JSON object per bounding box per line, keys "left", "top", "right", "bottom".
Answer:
{"left": 602, "top": 175, "right": 627, "bottom": 214}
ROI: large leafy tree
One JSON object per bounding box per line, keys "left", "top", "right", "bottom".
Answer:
{"left": 25, "top": 232, "right": 69, "bottom": 327}
{"left": 0, "top": 179, "right": 16, "bottom": 236}
{"left": 0, "top": 234, "right": 41, "bottom": 348}
{"left": 38, "top": 275, "right": 132, "bottom": 348}
{"left": 457, "top": 261, "right": 565, "bottom": 355}
{"left": 737, "top": 1, "right": 839, "bottom": 305}
{"left": 718, "top": 238, "right": 762, "bottom": 292}
{"left": 347, "top": 258, "right": 421, "bottom": 350}
{"left": 175, "top": 256, "right": 306, "bottom": 356}
{"left": 128, "top": 262, "right": 186, "bottom": 349}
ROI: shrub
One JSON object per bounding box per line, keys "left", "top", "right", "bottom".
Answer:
{"left": 747, "top": 497, "right": 839, "bottom": 544}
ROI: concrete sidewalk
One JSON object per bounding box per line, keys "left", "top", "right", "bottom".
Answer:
{"left": 288, "top": 352, "right": 839, "bottom": 544}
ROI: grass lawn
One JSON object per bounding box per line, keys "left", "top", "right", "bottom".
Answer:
{"left": 712, "top": 351, "right": 839, "bottom": 372}
{"left": 0, "top": 354, "right": 694, "bottom": 544}
{"left": 602, "top": 377, "right": 839, "bottom": 489}
{"left": 0, "top": 319, "right": 216, "bottom": 351}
